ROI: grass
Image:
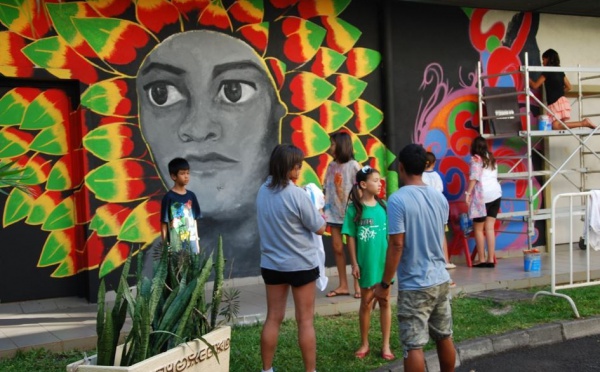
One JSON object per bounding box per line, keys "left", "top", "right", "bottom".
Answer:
{"left": 2, "top": 285, "right": 600, "bottom": 372}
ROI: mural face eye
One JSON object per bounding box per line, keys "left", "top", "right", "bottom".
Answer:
{"left": 218, "top": 80, "right": 257, "bottom": 104}
{"left": 147, "top": 82, "right": 185, "bottom": 107}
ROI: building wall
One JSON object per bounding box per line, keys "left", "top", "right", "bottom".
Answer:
{"left": 1, "top": 0, "right": 599, "bottom": 301}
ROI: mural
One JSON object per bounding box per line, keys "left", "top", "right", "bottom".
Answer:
{"left": 0, "top": 0, "right": 387, "bottom": 298}
{"left": 407, "top": 6, "right": 544, "bottom": 254}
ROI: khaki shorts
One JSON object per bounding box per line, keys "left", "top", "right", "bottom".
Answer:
{"left": 396, "top": 282, "right": 453, "bottom": 354}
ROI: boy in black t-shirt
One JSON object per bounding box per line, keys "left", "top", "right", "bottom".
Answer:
{"left": 160, "top": 158, "right": 202, "bottom": 253}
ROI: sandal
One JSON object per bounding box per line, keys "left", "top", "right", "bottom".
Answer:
{"left": 353, "top": 293, "right": 361, "bottom": 299}
{"left": 326, "top": 290, "right": 350, "bottom": 298}
{"left": 381, "top": 352, "right": 395, "bottom": 361}
{"left": 355, "top": 348, "right": 370, "bottom": 359}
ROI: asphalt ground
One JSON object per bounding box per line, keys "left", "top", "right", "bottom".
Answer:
{"left": 456, "top": 334, "right": 600, "bottom": 372}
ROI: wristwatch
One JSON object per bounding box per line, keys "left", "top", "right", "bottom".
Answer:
{"left": 380, "top": 281, "right": 390, "bottom": 289}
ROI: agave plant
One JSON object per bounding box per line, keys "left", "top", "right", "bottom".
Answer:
{"left": 0, "top": 160, "right": 33, "bottom": 196}
{"left": 96, "top": 237, "right": 237, "bottom": 367}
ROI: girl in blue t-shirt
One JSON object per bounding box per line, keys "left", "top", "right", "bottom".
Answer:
{"left": 342, "top": 166, "right": 394, "bottom": 361}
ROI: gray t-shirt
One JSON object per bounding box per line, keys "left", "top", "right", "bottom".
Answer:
{"left": 388, "top": 185, "right": 450, "bottom": 290}
{"left": 257, "top": 178, "right": 326, "bottom": 271}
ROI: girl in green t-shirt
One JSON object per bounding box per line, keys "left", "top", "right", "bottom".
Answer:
{"left": 342, "top": 166, "right": 394, "bottom": 361}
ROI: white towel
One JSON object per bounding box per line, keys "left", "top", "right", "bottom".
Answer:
{"left": 304, "top": 183, "right": 328, "bottom": 291}
{"left": 588, "top": 190, "right": 600, "bottom": 251}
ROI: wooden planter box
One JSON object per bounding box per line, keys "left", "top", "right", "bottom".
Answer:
{"left": 67, "top": 326, "right": 231, "bottom": 372}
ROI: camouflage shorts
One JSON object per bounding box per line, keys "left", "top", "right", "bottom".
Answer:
{"left": 396, "top": 281, "right": 453, "bottom": 353}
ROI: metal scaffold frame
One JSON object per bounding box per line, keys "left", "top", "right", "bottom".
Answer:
{"left": 477, "top": 52, "right": 600, "bottom": 250}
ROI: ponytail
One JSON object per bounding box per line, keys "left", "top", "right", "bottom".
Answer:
{"left": 348, "top": 183, "right": 363, "bottom": 223}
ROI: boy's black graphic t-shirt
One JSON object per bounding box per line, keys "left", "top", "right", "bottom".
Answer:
{"left": 160, "top": 190, "right": 202, "bottom": 253}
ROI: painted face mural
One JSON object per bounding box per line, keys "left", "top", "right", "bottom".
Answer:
{"left": 0, "top": 0, "right": 386, "bottom": 293}
{"left": 137, "top": 31, "right": 286, "bottom": 275}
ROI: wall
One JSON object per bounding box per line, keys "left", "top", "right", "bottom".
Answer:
{"left": 1, "top": 0, "right": 600, "bottom": 302}
{"left": 0, "top": 0, "right": 386, "bottom": 301}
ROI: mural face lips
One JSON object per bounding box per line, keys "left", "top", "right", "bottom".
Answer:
{"left": 187, "top": 152, "right": 238, "bottom": 172}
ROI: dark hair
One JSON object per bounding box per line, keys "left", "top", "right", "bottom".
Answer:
{"left": 425, "top": 151, "right": 436, "bottom": 168}
{"left": 268, "top": 144, "right": 304, "bottom": 189}
{"left": 330, "top": 131, "right": 354, "bottom": 163}
{"left": 347, "top": 166, "right": 386, "bottom": 223}
{"left": 168, "top": 157, "right": 189, "bottom": 176}
{"left": 470, "top": 136, "right": 497, "bottom": 169}
{"left": 542, "top": 48, "right": 560, "bottom": 67}
{"left": 398, "top": 144, "right": 427, "bottom": 176}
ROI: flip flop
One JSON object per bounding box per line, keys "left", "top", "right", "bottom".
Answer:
{"left": 355, "top": 348, "right": 370, "bottom": 359}
{"left": 326, "top": 290, "right": 350, "bottom": 298}
{"left": 354, "top": 293, "right": 361, "bottom": 299}
{"left": 381, "top": 352, "right": 395, "bottom": 361}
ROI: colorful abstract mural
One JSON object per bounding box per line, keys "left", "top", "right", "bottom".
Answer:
{"left": 412, "top": 8, "right": 543, "bottom": 255}
{"left": 0, "top": 0, "right": 387, "bottom": 295}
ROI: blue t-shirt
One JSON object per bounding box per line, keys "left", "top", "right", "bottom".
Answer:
{"left": 387, "top": 185, "right": 449, "bottom": 290}
{"left": 160, "top": 190, "right": 202, "bottom": 253}
{"left": 256, "top": 178, "right": 326, "bottom": 272}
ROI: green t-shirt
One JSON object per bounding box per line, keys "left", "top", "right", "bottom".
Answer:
{"left": 341, "top": 202, "right": 388, "bottom": 288}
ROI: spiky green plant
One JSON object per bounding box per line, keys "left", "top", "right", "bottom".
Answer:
{"left": 96, "top": 238, "right": 237, "bottom": 367}
{"left": 0, "top": 161, "right": 34, "bottom": 196}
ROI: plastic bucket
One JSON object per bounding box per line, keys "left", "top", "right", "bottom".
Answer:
{"left": 538, "top": 115, "right": 551, "bottom": 131}
{"left": 524, "top": 253, "right": 541, "bottom": 272}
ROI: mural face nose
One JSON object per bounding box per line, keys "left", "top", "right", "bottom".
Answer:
{"left": 178, "top": 108, "right": 222, "bottom": 143}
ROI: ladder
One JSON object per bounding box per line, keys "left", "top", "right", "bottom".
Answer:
{"left": 477, "top": 52, "right": 600, "bottom": 250}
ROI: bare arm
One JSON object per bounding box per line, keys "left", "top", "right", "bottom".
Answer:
{"left": 347, "top": 236, "right": 360, "bottom": 279}
{"left": 529, "top": 75, "right": 546, "bottom": 90}
{"left": 373, "top": 233, "right": 405, "bottom": 299}
{"left": 465, "top": 179, "right": 477, "bottom": 204}
{"left": 315, "top": 221, "right": 327, "bottom": 235}
{"left": 161, "top": 222, "right": 169, "bottom": 247}
{"left": 563, "top": 76, "right": 572, "bottom": 92}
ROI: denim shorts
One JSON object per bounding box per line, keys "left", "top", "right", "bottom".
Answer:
{"left": 396, "top": 282, "right": 453, "bottom": 353}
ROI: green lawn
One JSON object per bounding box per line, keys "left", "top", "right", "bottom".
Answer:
{"left": 2, "top": 285, "right": 599, "bottom": 372}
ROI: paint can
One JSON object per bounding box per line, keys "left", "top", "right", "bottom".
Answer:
{"left": 524, "top": 252, "right": 541, "bottom": 272}
{"left": 538, "top": 115, "right": 551, "bottom": 131}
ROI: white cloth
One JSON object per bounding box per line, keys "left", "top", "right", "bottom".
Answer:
{"left": 304, "top": 183, "right": 329, "bottom": 291}
{"left": 422, "top": 170, "right": 444, "bottom": 193}
{"left": 481, "top": 167, "right": 502, "bottom": 203}
{"left": 588, "top": 190, "right": 600, "bottom": 251}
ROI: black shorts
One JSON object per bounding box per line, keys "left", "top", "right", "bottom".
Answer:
{"left": 261, "top": 267, "right": 320, "bottom": 287}
{"left": 473, "top": 197, "right": 501, "bottom": 222}
{"left": 327, "top": 223, "right": 343, "bottom": 229}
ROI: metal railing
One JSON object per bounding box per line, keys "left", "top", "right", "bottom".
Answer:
{"left": 533, "top": 191, "right": 598, "bottom": 318}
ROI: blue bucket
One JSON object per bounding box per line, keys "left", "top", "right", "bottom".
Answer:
{"left": 524, "top": 253, "right": 541, "bottom": 272}
{"left": 538, "top": 115, "right": 551, "bottom": 131}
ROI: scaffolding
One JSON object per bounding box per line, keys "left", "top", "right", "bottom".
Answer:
{"left": 477, "top": 52, "right": 600, "bottom": 250}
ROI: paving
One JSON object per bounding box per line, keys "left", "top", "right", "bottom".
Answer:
{"left": 1, "top": 247, "right": 599, "bottom": 372}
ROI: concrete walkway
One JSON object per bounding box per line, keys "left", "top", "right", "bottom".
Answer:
{"left": 1, "top": 247, "right": 599, "bottom": 371}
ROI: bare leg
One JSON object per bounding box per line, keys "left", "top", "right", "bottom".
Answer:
{"left": 404, "top": 349, "right": 426, "bottom": 372}
{"left": 553, "top": 118, "right": 596, "bottom": 130}
{"left": 291, "top": 280, "right": 317, "bottom": 372}
{"left": 442, "top": 234, "right": 450, "bottom": 263}
{"left": 436, "top": 337, "right": 456, "bottom": 372}
{"left": 484, "top": 216, "right": 496, "bottom": 264}
{"left": 356, "top": 287, "right": 373, "bottom": 355}
{"left": 379, "top": 291, "right": 393, "bottom": 357}
{"left": 261, "top": 284, "right": 289, "bottom": 371}
{"left": 328, "top": 226, "right": 349, "bottom": 294}
{"left": 473, "top": 220, "right": 486, "bottom": 263}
